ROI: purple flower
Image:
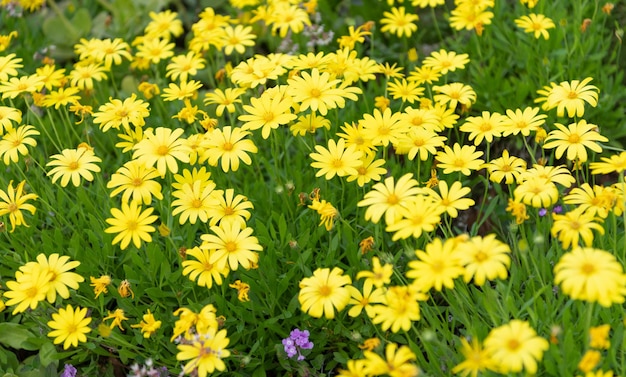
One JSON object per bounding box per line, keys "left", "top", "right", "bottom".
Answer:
{"left": 538, "top": 208, "right": 548, "bottom": 217}
{"left": 61, "top": 364, "right": 77, "bottom": 377}
{"left": 553, "top": 205, "right": 563, "bottom": 214}
{"left": 282, "top": 328, "right": 314, "bottom": 361}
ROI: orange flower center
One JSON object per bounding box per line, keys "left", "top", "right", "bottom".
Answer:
{"left": 318, "top": 284, "right": 331, "bottom": 297}
{"left": 581, "top": 263, "right": 595, "bottom": 275}
{"left": 387, "top": 194, "right": 399, "bottom": 205}
{"left": 68, "top": 161, "right": 79, "bottom": 170}
{"left": 507, "top": 339, "right": 521, "bottom": 351}
{"left": 156, "top": 145, "right": 169, "bottom": 156}
{"left": 568, "top": 134, "right": 581, "bottom": 143}
{"left": 225, "top": 241, "right": 237, "bottom": 252}
{"left": 309, "top": 88, "right": 321, "bottom": 98}
{"left": 222, "top": 142, "right": 233, "bottom": 151}
{"left": 191, "top": 199, "right": 203, "bottom": 208}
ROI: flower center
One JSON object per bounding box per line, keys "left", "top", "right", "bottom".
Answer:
{"left": 581, "top": 262, "right": 595, "bottom": 275}
{"left": 222, "top": 142, "right": 233, "bottom": 151}
{"left": 318, "top": 284, "right": 331, "bottom": 297}
{"left": 225, "top": 241, "right": 237, "bottom": 252}
{"left": 507, "top": 339, "right": 521, "bottom": 351}
{"left": 156, "top": 145, "right": 169, "bottom": 156}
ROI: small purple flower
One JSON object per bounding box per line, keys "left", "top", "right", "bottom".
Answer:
{"left": 553, "top": 205, "right": 563, "bottom": 214}
{"left": 538, "top": 208, "right": 548, "bottom": 217}
{"left": 61, "top": 364, "right": 77, "bottom": 377}
{"left": 282, "top": 328, "right": 314, "bottom": 361}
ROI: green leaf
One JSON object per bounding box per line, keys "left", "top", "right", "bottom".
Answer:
{"left": 38, "top": 342, "right": 58, "bottom": 368}
{"left": 0, "top": 323, "right": 39, "bottom": 351}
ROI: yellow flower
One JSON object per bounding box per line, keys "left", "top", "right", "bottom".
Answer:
{"left": 69, "top": 62, "right": 108, "bottom": 90}
{"left": 357, "top": 173, "right": 422, "bottom": 225}
{"left": 144, "top": 9, "right": 183, "bottom": 39}
{"left": 346, "top": 153, "right": 387, "bottom": 187}
{"left": 3, "top": 264, "right": 50, "bottom": 314}
{"left": 545, "top": 77, "right": 599, "bottom": 118}
{"left": 298, "top": 267, "right": 352, "bottom": 319}
{"left": 104, "top": 201, "right": 158, "bottom": 250}
{"left": 452, "top": 337, "right": 497, "bottom": 377}
{"left": 308, "top": 198, "right": 338, "bottom": 231}
{"left": 239, "top": 90, "right": 297, "bottom": 139}
{"left": 287, "top": 68, "right": 361, "bottom": 115}
{"left": 543, "top": 120, "right": 608, "bottom": 163}
{"left": 182, "top": 246, "right": 229, "bottom": 288}
{"left": 132, "top": 127, "right": 190, "bottom": 178}
{"left": 484, "top": 320, "right": 549, "bottom": 374}
{"left": 46, "top": 146, "right": 102, "bottom": 187}
{"left": 0, "top": 105, "right": 22, "bottom": 133}
{"left": 0, "top": 180, "right": 37, "bottom": 232}
{"left": 387, "top": 78, "right": 424, "bottom": 104}
{"left": 221, "top": 25, "right": 256, "bottom": 55}
{"left": 506, "top": 198, "right": 529, "bottom": 224}
{"left": 0, "top": 74, "right": 44, "bottom": 99}
{"left": 131, "top": 309, "right": 162, "bottom": 338}
{"left": 425, "top": 180, "right": 475, "bottom": 218}
{"left": 0, "top": 53, "right": 23, "bottom": 82}
{"left": 435, "top": 143, "right": 485, "bottom": 176}
{"left": 485, "top": 150, "right": 527, "bottom": 184}
{"left": 514, "top": 176, "right": 559, "bottom": 208}
{"left": 267, "top": 3, "right": 311, "bottom": 37}
{"left": 201, "top": 222, "right": 262, "bottom": 271}
{"left": 229, "top": 280, "right": 250, "bottom": 302}
{"left": 363, "top": 343, "right": 419, "bottom": 376}
{"left": 590, "top": 151, "right": 626, "bottom": 174}
{"left": 551, "top": 207, "right": 605, "bottom": 249}
{"left": 589, "top": 324, "right": 611, "bottom": 349}
{"left": 406, "top": 237, "right": 464, "bottom": 291}
{"left": 356, "top": 256, "right": 393, "bottom": 288}
{"left": 380, "top": 7, "right": 419, "bottom": 38}
{"left": 578, "top": 350, "right": 602, "bottom": 373}
{"left": 564, "top": 183, "right": 615, "bottom": 219}
{"left": 93, "top": 93, "right": 150, "bottom": 133}
{"left": 107, "top": 160, "right": 164, "bottom": 205}
{"left": 177, "top": 327, "right": 231, "bottom": 376}
{"left": 385, "top": 195, "right": 443, "bottom": 240}
{"left": 90, "top": 275, "right": 111, "bottom": 299}
{"left": 432, "top": 82, "right": 476, "bottom": 110}
{"left": 501, "top": 107, "right": 547, "bottom": 136}
{"left": 449, "top": 4, "right": 494, "bottom": 33}
{"left": 103, "top": 308, "right": 128, "bottom": 331}
{"left": 161, "top": 80, "right": 203, "bottom": 101}
{"left": 117, "top": 279, "right": 134, "bottom": 299}
{"left": 457, "top": 234, "right": 511, "bottom": 286}
{"left": 310, "top": 138, "right": 363, "bottom": 180}
{"left": 370, "top": 284, "right": 427, "bottom": 332}
{"left": 289, "top": 112, "right": 331, "bottom": 136}
{"left": 171, "top": 180, "right": 217, "bottom": 225}
{"left": 135, "top": 37, "right": 175, "bottom": 64}
{"left": 206, "top": 188, "right": 253, "bottom": 228}
{"left": 514, "top": 13, "right": 555, "bottom": 39}
{"left": 166, "top": 51, "right": 206, "bottom": 83}
{"left": 203, "top": 88, "right": 245, "bottom": 117}
{"left": 423, "top": 49, "right": 470, "bottom": 75}
{"left": 91, "top": 38, "right": 132, "bottom": 69}
{"left": 554, "top": 247, "right": 626, "bottom": 307}
{"left": 359, "top": 107, "right": 408, "bottom": 147}
{"left": 47, "top": 305, "right": 92, "bottom": 349}
{"left": 200, "top": 126, "right": 258, "bottom": 173}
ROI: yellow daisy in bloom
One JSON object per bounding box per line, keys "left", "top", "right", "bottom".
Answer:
{"left": 267, "top": 2, "right": 311, "bottom": 37}
{"left": 290, "top": 112, "right": 332, "bottom": 136}
{"left": 346, "top": 153, "right": 387, "bottom": 187}
{"left": 287, "top": 68, "right": 361, "bottom": 115}
{"left": 412, "top": 0, "right": 445, "bottom": 8}
{"left": 406, "top": 237, "right": 464, "bottom": 291}
{"left": 578, "top": 350, "right": 602, "bottom": 373}
{"left": 206, "top": 188, "right": 253, "bottom": 227}
{"left": 203, "top": 88, "right": 245, "bottom": 117}
{"left": 3, "top": 264, "right": 50, "bottom": 314}
{"left": 395, "top": 127, "right": 446, "bottom": 161}
{"left": 590, "top": 151, "right": 626, "bottom": 174}
{"left": 221, "top": 25, "right": 256, "bottom": 55}
{"left": 484, "top": 320, "right": 549, "bottom": 374}
{"left": 506, "top": 198, "right": 529, "bottom": 224}
{"left": 551, "top": 207, "right": 605, "bottom": 249}
{"left": 172, "top": 179, "right": 217, "bottom": 225}
{"left": 131, "top": 309, "right": 162, "bottom": 338}
{"left": 166, "top": 51, "right": 206, "bottom": 83}
{"left": 363, "top": 343, "right": 419, "bottom": 376}
{"left": 337, "top": 24, "right": 371, "bottom": 50}
{"left": 449, "top": 3, "right": 494, "bottom": 33}
{"left": 132, "top": 127, "right": 190, "bottom": 178}
{"left": 408, "top": 65, "right": 442, "bottom": 85}
{"left": 337, "top": 121, "right": 376, "bottom": 156}
{"left": 357, "top": 173, "right": 422, "bottom": 225}
{"left": 514, "top": 13, "right": 555, "bottom": 40}
{"left": 135, "top": 37, "right": 175, "bottom": 64}
{"left": 460, "top": 111, "right": 505, "bottom": 145}
{"left": 309, "top": 198, "right": 339, "bottom": 231}
{"left": 0, "top": 180, "right": 37, "bottom": 232}
{"left": 359, "top": 107, "right": 408, "bottom": 148}
{"left": 239, "top": 92, "right": 297, "bottom": 139}
{"left": 144, "top": 10, "right": 183, "bottom": 39}
{"left": 432, "top": 82, "right": 477, "bottom": 110}
{"left": 182, "top": 246, "right": 229, "bottom": 288}
{"left": 46, "top": 146, "right": 102, "bottom": 187}
{"left": 337, "top": 359, "right": 368, "bottom": 377}
{"left": 501, "top": 107, "right": 547, "bottom": 137}
{"left": 0, "top": 74, "right": 45, "bottom": 99}
{"left": 457, "top": 234, "right": 511, "bottom": 286}
{"left": 92, "top": 38, "right": 132, "bottom": 69}
{"left": 520, "top": 164, "right": 576, "bottom": 188}
{"left": 298, "top": 267, "right": 352, "bottom": 319}
{"left": 554, "top": 247, "right": 626, "bottom": 307}
{"left": 346, "top": 279, "right": 385, "bottom": 318}
{"left": 107, "top": 160, "right": 163, "bottom": 205}
{"left": 564, "top": 183, "right": 614, "bottom": 219}
{"left": 423, "top": 49, "right": 470, "bottom": 75}
{"left": 47, "top": 305, "right": 92, "bottom": 350}
{"left": 161, "top": 80, "right": 203, "bottom": 101}
{"left": 514, "top": 176, "right": 559, "bottom": 208}
{"left": 543, "top": 120, "right": 608, "bottom": 163}
{"left": 485, "top": 150, "right": 527, "bottom": 184}
{"left": 22, "top": 253, "right": 83, "bottom": 303}
{"left": 200, "top": 126, "right": 258, "bottom": 173}
{"left": 545, "top": 77, "right": 599, "bottom": 118}
{"left": 69, "top": 62, "right": 108, "bottom": 90}
{"left": 309, "top": 138, "right": 363, "bottom": 180}
{"left": 0, "top": 53, "right": 23, "bottom": 82}
{"left": 370, "top": 284, "right": 427, "bottom": 333}
{"left": 104, "top": 200, "right": 158, "bottom": 250}
{"left": 103, "top": 309, "right": 128, "bottom": 331}
{"left": 436, "top": 143, "right": 485, "bottom": 176}
{"left": 177, "top": 327, "right": 231, "bottom": 376}
{"left": 0, "top": 105, "right": 22, "bottom": 132}
{"left": 387, "top": 78, "right": 424, "bottom": 104}
{"left": 41, "top": 87, "right": 82, "bottom": 109}
{"left": 385, "top": 195, "right": 443, "bottom": 240}
{"left": 0, "top": 124, "right": 39, "bottom": 165}
{"left": 356, "top": 256, "right": 393, "bottom": 288}
{"left": 380, "top": 7, "right": 419, "bottom": 37}
{"left": 201, "top": 222, "right": 262, "bottom": 271}
{"left": 93, "top": 94, "right": 150, "bottom": 133}
{"left": 425, "top": 180, "right": 475, "bottom": 218}
{"left": 452, "top": 337, "right": 497, "bottom": 377}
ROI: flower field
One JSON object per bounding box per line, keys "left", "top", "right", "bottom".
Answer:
{"left": 0, "top": 0, "right": 625, "bottom": 376}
